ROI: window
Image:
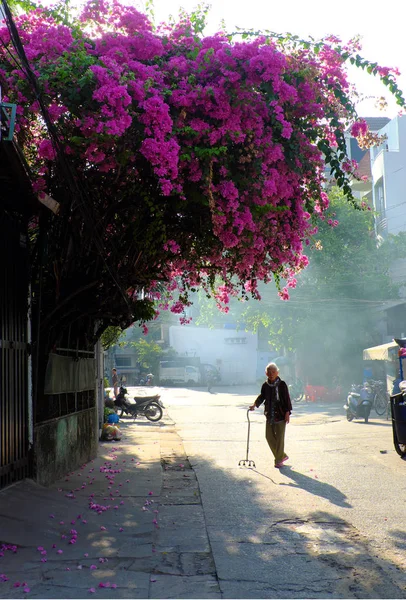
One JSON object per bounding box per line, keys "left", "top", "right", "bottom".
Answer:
{"left": 115, "top": 356, "right": 132, "bottom": 367}
{"left": 224, "top": 337, "right": 247, "bottom": 344}
{"left": 374, "top": 178, "right": 387, "bottom": 237}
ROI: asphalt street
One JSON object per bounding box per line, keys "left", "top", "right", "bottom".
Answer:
{"left": 159, "top": 384, "right": 406, "bottom": 598}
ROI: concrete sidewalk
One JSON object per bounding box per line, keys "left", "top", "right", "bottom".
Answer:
{"left": 0, "top": 414, "right": 220, "bottom": 599}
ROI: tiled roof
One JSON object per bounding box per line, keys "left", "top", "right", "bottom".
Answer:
{"left": 346, "top": 117, "right": 391, "bottom": 134}
{"left": 363, "top": 117, "right": 391, "bottom": 131}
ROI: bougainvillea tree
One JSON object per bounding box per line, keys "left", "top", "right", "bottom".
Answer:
{"left": 0, "top": 0, "right": 404, "bottom": 383}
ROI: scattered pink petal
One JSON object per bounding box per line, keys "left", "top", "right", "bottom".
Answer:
{"left": 37, "top": 547, "right": 44, "bottom": 552}
{"left": 90, "top": 565, "right": 97, "bottom": 570}
{"left": 49, "top": 514, "right": 55, "bottom": 519}
{"left": 66, "top": 568, "right": 71, "bottom": 571}
{"left": 111, "top": 583, "right": 117, "bottom": 589}
{"left": 84, "top": 553, "right": 89, "bottom": 557}
{"left": 23, "top": 587, "right": 30, "bottom": 593}
{"left": 57, "top": 550, "right": 63, "bottom": 554}
{"left": 148, "top": 491, "right": 153, "bottom": 496}
{"left": 88, "top": 588, "right": 96, "bottom": 593}
{"left": 100, "top": 526, "right": 106, "bottom": 531}
{"left": 150, "top": 578, "right": 156, "bottom": 582}
{"left": 119, "top": 528, "right": 123, "bottom": 532}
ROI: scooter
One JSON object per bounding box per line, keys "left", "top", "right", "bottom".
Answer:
{"left": 344, "top": 382, "right": 373, "bottom": 423}
{"left": 114, "top": 385, "right": 164, "bottom": 422}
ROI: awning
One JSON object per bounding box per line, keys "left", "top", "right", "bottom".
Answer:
{"left": 363, "top": 341, "right": 398, "bottom": 361}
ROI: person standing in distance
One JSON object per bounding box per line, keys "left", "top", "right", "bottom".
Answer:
{"left": 112, "top": 368, "right": 119, "bottom": 399}
{"left": 249, "top": 363, "right": 292, "bottom": 468}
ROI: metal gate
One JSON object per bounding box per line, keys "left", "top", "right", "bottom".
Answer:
{"left": 0, "top": 210, "right": 30, "bottom": 489}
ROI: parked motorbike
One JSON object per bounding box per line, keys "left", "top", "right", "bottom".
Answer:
{"left": 114, "top": 385, "right": 164, "bottom": 422}
{"left": 344, "top": 382, "right": 373, "bottom": 423}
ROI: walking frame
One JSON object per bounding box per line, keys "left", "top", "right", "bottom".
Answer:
{"left": 239, "top": 409, "right": 256, "bottom": 468}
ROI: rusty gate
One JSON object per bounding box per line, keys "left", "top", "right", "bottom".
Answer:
{"left": 0, "top": 210, "right": 31, "bottom": 489}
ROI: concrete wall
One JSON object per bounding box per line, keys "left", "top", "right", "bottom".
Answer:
{"left": 34, "top": 408, "right": 98, "bottom": 486}
{"left": 169, "top": 326, "right": 258, "bottom": 384}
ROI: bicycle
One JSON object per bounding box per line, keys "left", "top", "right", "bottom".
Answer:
{"left": 368, "top": 380, "right": 388, "bottom": 416}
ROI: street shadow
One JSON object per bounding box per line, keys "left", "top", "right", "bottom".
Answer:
{"left": 351, "top": 421, "right": 392, "bottom": 427}
{"left": 389, "top": 529, "right": 406, "bottom": 550}
{"left": 276, "top": 466, "right": 352, "bottom": 508}
{"left": 161, "top": 452, "right": 403, "bottom": 599}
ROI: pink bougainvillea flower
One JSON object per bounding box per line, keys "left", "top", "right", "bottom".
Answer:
{"left": 88, "top": 588, "right": 96, "bottom": 593}
{"left": 90, "top": 565, "right": 97, "bottom": 570}
{"left": 119, "top": 527, "right": 124, "bottom": 532}
{"left": 23, "top": 586, "right": 30, "bottom": 593}
{"left": 57, "top": 550, "right": 63, "bottom": 554}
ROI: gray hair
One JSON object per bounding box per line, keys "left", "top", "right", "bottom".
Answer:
{"left": 265, "top": 362, "right": 279, "bottom": 373}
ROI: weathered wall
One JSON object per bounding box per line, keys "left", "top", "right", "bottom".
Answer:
{"left": 34, "top": 408, "right": 98, "bottom": 486}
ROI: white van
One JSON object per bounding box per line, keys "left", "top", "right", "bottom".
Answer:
{"left": 159, "top": 363, "right": 201, "bottom": 385}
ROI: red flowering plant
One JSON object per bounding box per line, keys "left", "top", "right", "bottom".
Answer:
{"left": 0, "top": 0, "right": 404, "bottom": 349}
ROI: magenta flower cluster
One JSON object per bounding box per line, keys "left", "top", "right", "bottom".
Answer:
{"left": 0, "top": 1, "right": 398, "bottom": 306}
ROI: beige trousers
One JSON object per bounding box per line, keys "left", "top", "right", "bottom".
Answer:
{"left": 265, "top": 420, "right": 288, "bottom": 465}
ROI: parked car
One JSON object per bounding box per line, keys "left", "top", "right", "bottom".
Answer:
{"left": 159, "top": 361, "right": 201, "bottom": 385}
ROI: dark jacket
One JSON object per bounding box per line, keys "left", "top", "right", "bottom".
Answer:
{"left": 255, "top": 378, "right": 292, "bottom": 423}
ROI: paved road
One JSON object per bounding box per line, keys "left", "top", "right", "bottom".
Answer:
{"left": 157, "top": 384, "right": 406, "bottom": 598}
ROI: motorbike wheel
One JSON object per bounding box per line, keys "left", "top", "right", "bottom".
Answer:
{"left": 289, "top": 384, "right": 304, "bottom": 403}
{"left": 144, "top": 402, "right": 163, "bottom": 422}
{"left": 346, "top": 412, "right": 354, "bottom": 422}
{"left": 374, "top": 392, "right": 387, "bottom": 416}
{"left": 393, "top": 429, "right": 406, "bottom": 457}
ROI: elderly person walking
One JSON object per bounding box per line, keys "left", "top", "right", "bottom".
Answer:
{"left": 249, "top": 362, "right": 292, "bottom": 468}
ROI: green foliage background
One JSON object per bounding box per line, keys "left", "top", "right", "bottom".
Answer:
{"left": 195, "top": 188, "right": 406, "bottom": 385}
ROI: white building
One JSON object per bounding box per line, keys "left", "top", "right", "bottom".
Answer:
{"left": 169, "top": 325, "right": 258, "bottom": 384}
{"left": 370, "top": 116, "right": 406, "bottom": 237}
